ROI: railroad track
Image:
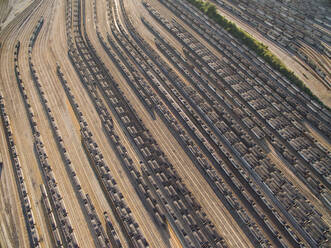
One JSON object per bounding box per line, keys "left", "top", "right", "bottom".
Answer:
{"left": 157, "top": 0, "right": 331, "bottom": 140}
{"left": 0, "top": 90, "right": 41, "bottom": 247}
{"left": 118, "top": 2, "right": 325, "bottom": 247}
{"left": 66, "top": 0, "right": 156, "bottom": 246}
{"left": 143, "top": 1, "right": 331, "bottom": 246}
{"left": 0, "top": 0, "right": 71, "bottom": 246}
{"left": 145, "top": 0, "right": 331, "bottom": 196}
{"left": 211, "top": 0, "right": 331, "bottom": 91}
{"left": 0, "top": 0, "right": 330, "bottom": 247}
{"left": 298, "top": 43, "right": 331, "bottom": 89}
{"left": 108, "top": 3, "right": 270, "bottom": 247}
{"left": 71, "top": 0, "right": 231, "bottom": 247}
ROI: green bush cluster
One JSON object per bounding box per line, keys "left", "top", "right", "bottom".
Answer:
{"left": 186, "top": 0, "right": 326, "bottom": 108}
